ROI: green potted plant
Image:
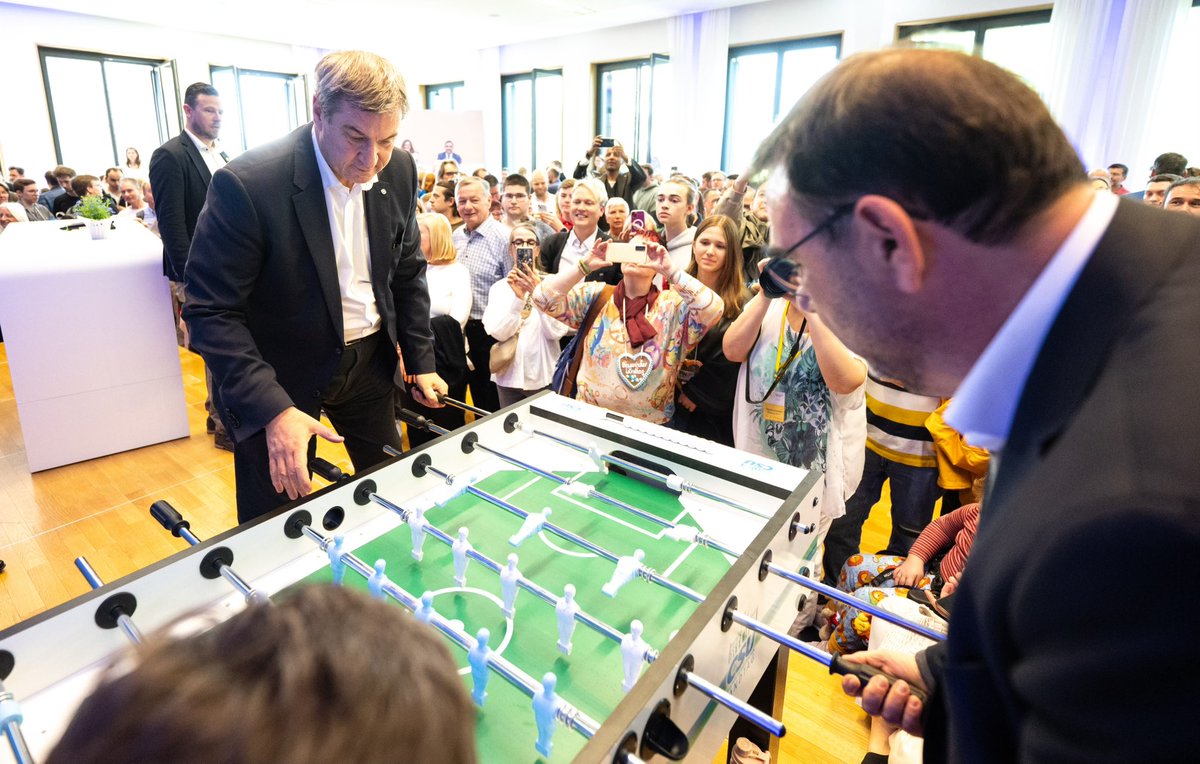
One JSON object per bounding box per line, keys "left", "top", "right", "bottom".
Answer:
{"left": 74, "top": 194, "right": 112, "bottom": 240}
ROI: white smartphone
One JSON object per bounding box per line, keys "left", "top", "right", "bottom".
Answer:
{"left": 606, "top": 242, "right": 649, "bottom": 264}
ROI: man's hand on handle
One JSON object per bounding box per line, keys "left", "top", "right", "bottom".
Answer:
{"left": 838, "top": 650, "right": 928, "bottom": 736}
{"left": 411, "top": 372, "right": 449, "bottom": 408}
{"left": 265, "top": 407, "right": 344, "bottom": 500}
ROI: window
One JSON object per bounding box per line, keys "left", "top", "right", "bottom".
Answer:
{"left": 425, "top": 81, "right": 464, "bottom": 111}
{"left": 722, "top": 36, "right": 841, "bottom": 174}
{"left": 897, "top": 9, "right": 1053, "bottom": 94}
{"left": 501, "top": 69, "right": 562, "bottom": 173}
{"left": 210, "top": 66, "right": 308, "bottom": 156}
{"left": 39, "top": 47, "right": 180, "bottom": 173}
{"left": 595, "top": 56, "right": 671, "bottom": 166}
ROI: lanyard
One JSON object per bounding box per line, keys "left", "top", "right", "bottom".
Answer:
{"left": 744, "top": 303, "right": 806, "bottom": 405}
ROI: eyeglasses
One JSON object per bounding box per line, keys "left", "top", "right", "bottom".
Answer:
{"left": 759, "top": 203, "right": 854, "bottom": 299}
{"left": 510, "top": 238, "right": 539, "bottom": 248}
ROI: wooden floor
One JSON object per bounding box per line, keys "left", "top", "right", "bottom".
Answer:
{"left": 0, "top": 342, "right": 899, "bottom": 763}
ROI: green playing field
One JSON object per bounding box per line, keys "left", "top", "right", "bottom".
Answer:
{"left": 288, "top": 466, "right": 735, "bottom": 763}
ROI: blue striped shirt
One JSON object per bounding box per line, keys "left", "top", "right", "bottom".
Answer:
{"left": 453, "top": 217, "right": 512, "bottom": 319}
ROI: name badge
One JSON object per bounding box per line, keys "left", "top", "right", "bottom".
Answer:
{"left": 763, "top": 388, "right": 787, "bottom": 423}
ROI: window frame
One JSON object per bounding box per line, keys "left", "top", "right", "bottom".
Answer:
{"left": 593, "top": 54, "right": 669, "bottom": 165}
{"left": 39, "top": 46, "right": 182, "bottom": 166}
{"left": 895, "top": 7, "right": 1053, "bottom": 54}
{"left": 501, "top": 68, "right": 563, "bottom": 171}
{"left": 721, "top": 34, "right": 842, "bottom": 172}
{"left": 209, "top": 64, "right": 309, "bottom": 154}
{"left": 424, "top": 81, "right": 465, "bottom": 110}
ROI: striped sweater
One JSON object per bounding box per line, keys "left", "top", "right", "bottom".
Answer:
{"left": 864, "top": 374, "right": 940, "bottom": 468}
{"left": 909, "top": 503, "right": 980, "bottom": 582}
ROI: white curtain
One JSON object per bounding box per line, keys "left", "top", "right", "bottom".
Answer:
{"left": 1043, "top": 0, "right": 1191, "bottom": 171}
{"left": 665, "top": 8, "right": 730, "bottom": 176}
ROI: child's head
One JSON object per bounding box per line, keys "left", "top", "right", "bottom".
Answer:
{"left": 48, "top": 585, "right": 476, "bottom": 764}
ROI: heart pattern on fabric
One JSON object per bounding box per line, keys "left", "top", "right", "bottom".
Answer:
{"left": 617, "top": 351, "right": 653, "bottom": 390}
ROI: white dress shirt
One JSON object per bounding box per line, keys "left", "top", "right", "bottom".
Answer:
{"left": 945, "top": 191, "right": 1118, "bottom": 451}
{"left": 185, "top": 128, "right": 227, "bottom": 177}
{"left": 558, "top": 227, "right": 598, "bottom": 273}
{"left": 311, "top": 129, "right": 381, "bottom": 343}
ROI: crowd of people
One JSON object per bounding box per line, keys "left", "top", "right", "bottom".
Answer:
{"left": 3, "top": 43, "right": 1197, "bottom": 763}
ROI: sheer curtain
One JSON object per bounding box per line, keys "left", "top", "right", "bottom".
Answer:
{"left": 666, "top": 9, "right": 730, "bottom": 176}
{"left": 1043, "top": 0, "right": 1191, "bottom": 172}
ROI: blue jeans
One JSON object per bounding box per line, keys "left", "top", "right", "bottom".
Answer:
{"left": 821, "top": 448, "right": 942, "bottom": 585}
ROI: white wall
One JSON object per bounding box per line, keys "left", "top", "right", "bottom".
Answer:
{"left": 0, "top": 1, "right": 323, "bottom": 177}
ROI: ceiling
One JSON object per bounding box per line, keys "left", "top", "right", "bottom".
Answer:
{"left": 12, "top": 0, "right": 767, "bottom": 56}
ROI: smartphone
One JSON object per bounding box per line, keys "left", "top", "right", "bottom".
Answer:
{"left": 629, "top": 210, "right": 647, "bottom": 233}
{"left": 598, "top": 137, "right": 616, "bottom": 148}
{"left": 516, "top": 246, "right": 535, "bottom": 271}
{"left": 606, "top": 242, "right": 648, "bottom": 265}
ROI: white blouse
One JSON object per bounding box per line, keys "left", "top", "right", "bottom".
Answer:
{"left": 483, "top": 278, "right": 571, "bottom": 391}
{"left": 425, "top": 262, "right": 472, "bottom": 327}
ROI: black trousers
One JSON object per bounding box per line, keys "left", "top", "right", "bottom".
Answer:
{"left": 233, "top": 332, "right": 403, "bottom": 524}
{"left": 463, "top": 318, "right": 500, "bottom": 413}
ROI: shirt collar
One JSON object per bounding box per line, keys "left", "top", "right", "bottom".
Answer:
{"left": 570, "top": 227, "right": 597, "bottom": 250}
{"left": 184, "top": 128, "right": 220, "bottom": 153}
{"left": 945, "top": 191, "right": 1119, "bottom": 451}
{"left": 311, "top": 128, "right": 376, "bottom": 194}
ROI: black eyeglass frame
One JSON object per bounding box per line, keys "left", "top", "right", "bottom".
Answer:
{"left": 758, "top": 203, "right": 855, "bottom": 299}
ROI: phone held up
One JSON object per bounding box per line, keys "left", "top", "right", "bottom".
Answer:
{"left": 606, "top": 242, "right": 648, "bottom": 265}
{"left": 516, "top": 246, "right": 535, "bottom": 271}
{"left": 598, "top": 137, "right": 616, "bottom": 148}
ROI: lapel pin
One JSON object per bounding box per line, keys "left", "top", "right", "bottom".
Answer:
{"left": 380, "top": 188, "right": 388, "bottom": 195}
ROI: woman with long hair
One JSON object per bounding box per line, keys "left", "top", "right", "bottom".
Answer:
{"left": 428, "top": 180, "right": 463, "bottom": 230}
{"left": 437, "top": 159, "right": 460, "bottom": 184}
{"left": 668, "top": 214, "right": 749, "bottom": 446}
{"left": 124, "top": 147, "right": 142, "bottom": 173}
{"left": 532, "top": 226, "right": 724, "bottom": 424}
{"left": 399, "top": 213, "right": 472, "bottom": 447}
{"left": 483, "top": 223, "right": 572, "bottom": 407}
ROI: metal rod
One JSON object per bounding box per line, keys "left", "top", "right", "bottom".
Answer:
{"left": 300, "top": 524, "right": 599, "bottom": 739}
{"left": 680, "top": 670, "right": 786, "bottom": 738}
{"left": 177, "top": 526, "right": 202, "bottom": 547}
{"left": 729, "top": 610, "right": 832, "bottom": 668}
{"left": 766, "top": 564, "right": 946, "bottom": 643}
{"left": 437, "top": 395, "right": 490, "bottom": 417}
{"left": 423, "top": 468, "right": 703, "bottom": 604}
{"left": 74, "top": 557, "right": 144, "bottom": 645}
{"left": 369, "top": 493, "right": 640, "bottom": 651}
{"left": 0, "top": 681, "right": 33, "bottom": 764}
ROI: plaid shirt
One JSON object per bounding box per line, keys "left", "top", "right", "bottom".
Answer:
{"left": 453, "top": 217, "right": 512, "bottom": 319}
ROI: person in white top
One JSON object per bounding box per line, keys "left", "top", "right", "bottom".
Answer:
{"left": 530, "top": 168, "right": 557, "bottom": 217}
{"left": 483, "top": 223, "right": 571, "bottom": 407}
{"left": 656, "top": 178, "right": 696, "bottom": 273}
{"left": 402, "top": 213, "right": 472, "bottom": 447}
{"left": 117, "top": 178, "right": 158, "bottom": 234}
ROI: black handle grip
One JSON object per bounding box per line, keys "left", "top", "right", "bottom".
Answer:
{"left": 397, "top": 408, "right": 432, "bottom": 431}
{"left": 150, "top": 500, "right": 190, "bottom": 537}
{"left": 830, "top": 654, "right": 928, "bottom": 704}
{"left": 309, "top": 457, "right": 344, "bottom": 483}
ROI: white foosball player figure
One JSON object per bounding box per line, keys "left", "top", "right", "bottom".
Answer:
{"left": 602, "top": 549, "right": 645, "bottom": 597}
{"left": 509, "top": 507, "right": 552, "bottom": 547}
{"left": 533, "top": 672, "right": 561, "bottom": 758}
{"left": 500, "top": 553, "right": 521, "bottom": 617}
{"left": 409, "top": 503, "right": 429, "bottom": 561}
{"left": 328, "top": 534, "right": 346, "bottom": 586}
{"left": 468, "top": 627, "right": 492, "bottom": 707}
{"left": 367, "top": 559, "right": 388, "bottom": 600}
{"left": 555, "top": 584, "right": 580, "bottom": 655}
{"left": 452, "top": 527, "right": 473, "bottom": 586}
{"left": 620, "top": 619, "right": 649, "bottom": 691}
{"left": 415, "top": 591, "right": 436, "bottom": 624}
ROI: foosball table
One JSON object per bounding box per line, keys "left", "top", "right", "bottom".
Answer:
{"left": 0, "top": 392, "right": 873, "bottom": 763}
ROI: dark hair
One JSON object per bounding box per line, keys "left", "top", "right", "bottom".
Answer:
{"left": 504, "top": 173, "right": 530, "bottom": 193}
{"left": 1106, "top": 163, "right": 1128, "bottom": 175}
{"left": 71, "top": 174, "right": 98, "bottom": 197}
{"left": 640, "top": 163, "right": 654, "bottom": 176}
{"left": 753, "top": 48, "right": 1084, "bottom": 245}
{"left": 47, "top": 586, "right": 476, "bottom": 764}
{"left": 9, "top": 166, "right": 23, "bottom": 176}
{"left": 432, "top": 179, "right": 459, "bottom": 216}
{"left": 437, "top": 159, "right": 459, "bottom": 180}
{"left": 1186, "top": 167, "right": 1200, "bottom": 178}
{"left": 44, "top": 170, "right": 57, "bottom": 185}
{"left": 702, "top": 171, "right": 714, "bottom": 183}
{"left": 105, "top": 167, "right": 122, "bottom": 180}
{"left": 1165, "top": 176, "right": 1200, "bottom": 199}
{"left": 14, "top": 178, "right": 37, "bottom": 193}
{"left": 1151, "top": 152, "right": 1188, "bottom": 176}
{"left": 483, "top": 174, "right": 499, "bottom": 189}
{"left": 687, "top": 214, "right": 748, "bottom": 321}
{"left": 1149, "top": 173, "right": 1183, "bottom": 185}
{"left": 53, "top": 165, "right": 75, "bottom": 179}
{"left": 125, "top": 147, "right": 141, "bottom": 167}
{"left": 184, "top": 82, "right": 219, "bottom": 108}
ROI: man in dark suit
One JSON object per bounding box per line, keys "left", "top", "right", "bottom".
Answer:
{"left": 755, "top": 48, "right": 1198, "bottom": 761}
{"left": 572, "top": 136, "right": 646, "bottom": 233}
{"left": 183, "top": 51, "right": 447, "bottom": 524}
{"left": 150, "top": 82, "right": 231, "bottom": 449}
{"left": 538, "top": 177, "right": 618, "bottom": 284}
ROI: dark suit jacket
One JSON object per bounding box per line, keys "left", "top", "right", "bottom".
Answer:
{"left": 181, "top": 124, "right": 436, "bottom": 443}
{"left": 572, "top": 161, "right": 648, "bottom": 233}
{"left": 920, "top": 201, "right": 1200, "bottom": 762}
{"left": 538, "top": 229, "right": 620, "bottom": 284}
{"left": 149, "top": 132, "right": 216, "bottom": 280}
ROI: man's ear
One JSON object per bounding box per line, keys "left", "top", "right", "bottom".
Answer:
{"left": 853, "top": 195, "right": 926, "bottom": 294}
